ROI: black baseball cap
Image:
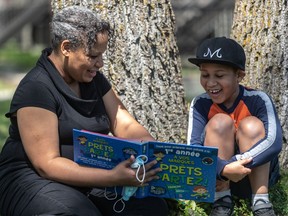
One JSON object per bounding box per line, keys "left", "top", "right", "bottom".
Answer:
{"left": 188, "top": 37, "right": 246, "bottom": 71}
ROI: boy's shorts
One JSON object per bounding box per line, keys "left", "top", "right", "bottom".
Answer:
{"left": 230, "top": 156, "right": 280, "bottom": 199}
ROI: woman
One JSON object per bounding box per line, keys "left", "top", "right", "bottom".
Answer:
{"left": 0, "top": 6, "right": 168, "bottom": 216}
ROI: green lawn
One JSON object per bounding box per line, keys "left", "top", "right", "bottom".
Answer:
{"left": 0, "top": 39, "right": 38, "bottom": 150}
{"left": 0, "top": 40, "right": 40, "bottom": 72}
{"left": 0, "top": 100, "right": 10, "bottom": 150}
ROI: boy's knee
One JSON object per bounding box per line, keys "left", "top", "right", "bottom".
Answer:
{"left": 207, "top": 114, "right": 235, "bottom": 134}
{"left": 238, "top": 116, "right": 265, "bottom": 139}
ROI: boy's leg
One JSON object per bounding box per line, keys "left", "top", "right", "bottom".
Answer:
{"left": 249, "top": 162, "right": 270, "bottom": 199}
{"left": 230, "top": 156, "right": 280, "bottom": 199}
{"left": 237, "top": 116, "right": 276, "bottom": 215}
{"left": 204, "top": 114, "right": 235, "bottom": 216}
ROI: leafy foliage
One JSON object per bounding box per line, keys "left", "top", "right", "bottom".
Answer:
{"left": 167, "top": 171, "right": 288, "bottom": 215}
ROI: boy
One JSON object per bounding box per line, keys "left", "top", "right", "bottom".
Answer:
{"left": 187, "top": 37, "right": 282, "bottom": 216}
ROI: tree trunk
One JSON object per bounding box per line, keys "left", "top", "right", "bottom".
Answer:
{"left": 231, "top": 0, "right": 288, "bottom": 167}
{"left": 51, "top": 0, "right": 188, "bottom": 143}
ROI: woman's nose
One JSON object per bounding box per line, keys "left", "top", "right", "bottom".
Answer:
{"left": 95, "top": 56, "right": 104, "bottom": 68}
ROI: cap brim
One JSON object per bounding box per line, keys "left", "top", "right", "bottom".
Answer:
{"left": 188, "top": 58, "right": 244, "bottom": 70}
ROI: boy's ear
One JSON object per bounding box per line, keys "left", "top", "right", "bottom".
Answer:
{"left": 237, "top": 70, "right": 245, "bottom": 82}
{"left": 60, "top": 40, "right": 71, "bottom": 57}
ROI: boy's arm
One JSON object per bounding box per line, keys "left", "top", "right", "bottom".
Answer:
{"left": 187, "top": 97, "right": 207, "bottom": 145}
{"left": 217, "top": 158, "right": 230, "bottom": 180}
{"left": 229, "top": 92, "right": 282, "bottom": 168}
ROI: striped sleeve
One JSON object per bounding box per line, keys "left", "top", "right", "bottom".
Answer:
{"left": 230, "top": 90, "right": 282, "bottom": 167}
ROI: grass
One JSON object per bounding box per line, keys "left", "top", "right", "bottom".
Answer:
{"left": 0, "top": 100, "right": 10, "bottom": 150}
{"left": 0, "top": 40, "right": 41, "bottom": 150}
{"left": 0, "top": 39, "right": 40, "bottom": 72}
{"left": 167, "top": 170, "right": 288, "bottom": 215}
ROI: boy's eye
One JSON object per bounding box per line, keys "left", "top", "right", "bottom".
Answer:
{"left": 216, "top": 74, "right": 224, "bottom": 78}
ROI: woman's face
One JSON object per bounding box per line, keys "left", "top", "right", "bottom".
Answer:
{"left": 63, "top": 32, "right": 108, "bottom": 83}
{"left": 199, "top": 63, "right": 244, "bottom": 108}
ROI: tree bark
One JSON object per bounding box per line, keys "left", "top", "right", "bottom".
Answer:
{"left": 51, "top": 0, "right": 188, "bottom": 143}
{"left": 231, "top": 0, "right": 288, "bottom": 167}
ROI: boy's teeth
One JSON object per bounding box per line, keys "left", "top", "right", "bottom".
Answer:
{"left": 210, "top": 90, "right": 220, "bottom": 93}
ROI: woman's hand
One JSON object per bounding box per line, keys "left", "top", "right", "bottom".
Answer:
{"left": 221, "top": 158, "right": 252, "bottom": 182}
{"left": 111, "top": 155, "right": 162, "bottom": 187}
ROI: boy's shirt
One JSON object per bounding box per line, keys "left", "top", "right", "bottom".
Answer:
{"left": 187, "top": 85, "right": 282, "bottom": 180}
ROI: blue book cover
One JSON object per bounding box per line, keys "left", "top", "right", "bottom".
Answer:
{"left": 73, "top": 129, "right": 218, "bottom": 203}
{"left": 145, "top": 141, "right": 217, "bottom": 202}
{"left": 73, "top": 129, "right": 146, "bottom": 169}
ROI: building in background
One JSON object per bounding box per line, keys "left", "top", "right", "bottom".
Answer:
{"left": 171, "top": 0, "right": 235, "bottom": 66}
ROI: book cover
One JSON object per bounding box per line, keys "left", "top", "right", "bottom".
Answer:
{"left": 145, "top": 141, "right": 217, "bottom": 202}
{"left": 73, "top": 129, "right": 146, "bottom": 169}
{"left": 73, "top": 129, "right": 218, "bottom": 203}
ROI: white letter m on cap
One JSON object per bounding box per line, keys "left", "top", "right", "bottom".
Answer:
{"left": 203, "top": 48, "right": 222, "bottom": 58}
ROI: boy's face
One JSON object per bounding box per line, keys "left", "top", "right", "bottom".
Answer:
{"left": 199, "top": 63, "right": 245, "bottom": 108}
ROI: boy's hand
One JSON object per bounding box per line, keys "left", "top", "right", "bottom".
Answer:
{"left": 221, "top": 158, "right": 252, "bottom": 182}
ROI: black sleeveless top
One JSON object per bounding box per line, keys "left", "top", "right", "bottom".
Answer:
{"left": 0, "top": 48, "right": 111, "bottom": 215}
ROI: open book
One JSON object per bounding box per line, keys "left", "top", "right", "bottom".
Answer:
{"left": 73, "top": 129, "right": 218, "bottom": 203}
